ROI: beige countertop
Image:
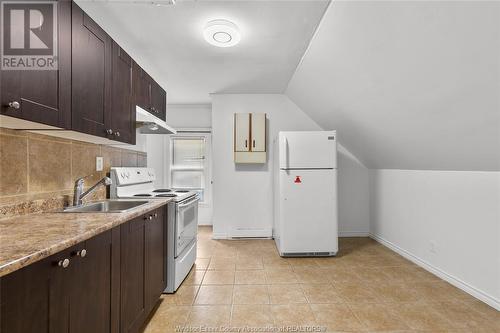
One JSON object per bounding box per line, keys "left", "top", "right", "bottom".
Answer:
{"left": 0, "top": 199, "right": 172, "bottom": 278}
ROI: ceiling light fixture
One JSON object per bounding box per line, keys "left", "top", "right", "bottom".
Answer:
{"left": 203, "top": 19, "right": 241, "bottom": 48}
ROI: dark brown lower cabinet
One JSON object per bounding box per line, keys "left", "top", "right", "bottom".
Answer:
{"left": 120, "top": 215, "right": 147, "bottom": 333}
{"left": 146, "top": 207, "right": 167, "bottom": 312}
{"left": 0, "top": 205, "right": 167, "bottom": 333}
{"left": 0, "top": 245, "right": 76, "bottom": 333}
{"left": 121, "top": 206, "right": 167, "bottom": 333}
{"left": 70, "top": 230, "right": 120, "bottom": 333}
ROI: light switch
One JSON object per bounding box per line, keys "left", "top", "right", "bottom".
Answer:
{"left": 96, "top": 156, "right": 103, "bottom": 172}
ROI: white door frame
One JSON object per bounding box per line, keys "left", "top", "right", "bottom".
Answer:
{"left": 167, "top": 128, "right": 213, "bottom": 225}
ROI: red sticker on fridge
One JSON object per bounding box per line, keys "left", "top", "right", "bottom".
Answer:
{"left": 294, "top": 176, "right": 301, "bottom": 183}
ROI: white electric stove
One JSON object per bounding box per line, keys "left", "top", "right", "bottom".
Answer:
{"left": 110, "top": 167, "right": 199, "bottom": 293}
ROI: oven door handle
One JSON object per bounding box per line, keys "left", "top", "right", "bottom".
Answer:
{"left": 178, "top": 196, "right": 199, "bottom": 208}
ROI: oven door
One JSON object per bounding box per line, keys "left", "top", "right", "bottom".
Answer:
{"left": 175, "top": 195, "right": 199, "bottom": 257}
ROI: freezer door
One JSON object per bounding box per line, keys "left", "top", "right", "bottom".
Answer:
{"left": 278, "top": 169, "right": 338, "bottom": 254}
{"left": 279, "top": 131, "right": 337, "bottom": 169}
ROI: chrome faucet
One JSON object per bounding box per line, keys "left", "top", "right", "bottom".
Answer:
{"left": 73, "top": 175, "right": 112, "bottom": 206}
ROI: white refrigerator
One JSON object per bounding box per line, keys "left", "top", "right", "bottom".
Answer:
{"left": 273, "top": 131, "right": 338, "bottom": 256}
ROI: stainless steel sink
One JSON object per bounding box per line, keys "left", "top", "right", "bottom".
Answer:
{"left": 61, "top": 200, "right": 149, "bottom": 213}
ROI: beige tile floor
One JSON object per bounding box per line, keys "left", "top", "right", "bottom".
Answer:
{"left": 143, "top": 226, "right": 500, "bottom": 333}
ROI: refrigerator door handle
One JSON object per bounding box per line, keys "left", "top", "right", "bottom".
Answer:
{"left": 284, "top": 136, "right": 289, "bottom": 171}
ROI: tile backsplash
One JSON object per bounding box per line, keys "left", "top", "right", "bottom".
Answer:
{"left": 0, "top": 128, "right": 147, "bottom": 218}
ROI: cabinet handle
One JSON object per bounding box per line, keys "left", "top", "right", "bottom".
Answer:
{"left": 115, "top": 131, "right": 120, "bottom": 137}
{"left": 8, "top": 101, "right": 20, "bottom": 109}
{"left": 58, "top": 258, "right": 70, "bottom": 268}
{"left": 154, "top": 213, "right": 158, "bottom": 218}
{"left": 77, "top": 249, "right": 87, "bottom": 258}
{"left": 253, "top": 140, "right": 256, "bottom": 148}
{"left": 149, "top": 215, "right": 153, "bottom": 220}
{"left": 106, "top": 129, "right": 113, "bottom": 135}
{"left": 245, "top": 140, "right": 248, "bottom": 148}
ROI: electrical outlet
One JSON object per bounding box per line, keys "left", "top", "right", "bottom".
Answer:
{"left": 96, "top": 156, "right": 103, "bottom": 172}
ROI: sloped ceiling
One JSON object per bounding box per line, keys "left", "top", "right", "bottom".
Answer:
{"left": 76, "top": 0, "right": 329, "bottom": 104}
{"left": 286, "top": 1, "right": 500, "bottom": 171}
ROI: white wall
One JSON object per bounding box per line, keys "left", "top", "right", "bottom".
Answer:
{"left": 370, "top": 169, "right": 500, "bottom": 310}
{"left": 338, "top": 145, "right": 370, "bottom": 236}
{"left": 167, "top": 104, "right": 212, "bottom": 129}
{"left": 211, "top": 94, "right": 369, "bottom": 238}
{"left": 146, "top": 134, "right": 168, "bottom": 187}
{"left": 287, "top": 1, "right": 500, "bottom": 171}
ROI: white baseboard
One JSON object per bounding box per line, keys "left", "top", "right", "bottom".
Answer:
{"left": 229, "top": 227, "right": 272, "bottom": 238}
{"left": 370, "top": 233, "right": 500, "bottom": 311}
{"left": 211, "top": 233, "right": 227, "bottom": 240}
{"left": 339, "top": 231, "right": 370, "bottom": 237}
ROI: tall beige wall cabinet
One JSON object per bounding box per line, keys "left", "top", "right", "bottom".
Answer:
{"left": 234, "top": 113, "right": 267, "bottom": 163}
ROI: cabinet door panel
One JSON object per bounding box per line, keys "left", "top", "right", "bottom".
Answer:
{"left": 146, "top": 207, "right": 166, "bottom": 311}
{"left": 150, "top": 82, "right": 166, "bottom": 120}
{"left": 0, "top": 0, "right": 71, "bottom": 128}
{"left": 70, "top": 231, "right": 113, "bottom": 333}
{"left": 121, "top": 216, "right": 147, "bottom": 333}
{"left": 234, "top": 113, "right": 250, "bottom": 152}
{"left": 251, "top": 113, "right": 266, "bottom": 152}
{"left": 0, "top": 249, "right": 74, "bottom": 333}
{"left": 71, "top": 3, "right": 111, "bottom": 138}
{"left": 111, "top": 42, "right": 135, "bottom": 144}
{"left": 133, "top": 63, "right": 151, "bottom": 112}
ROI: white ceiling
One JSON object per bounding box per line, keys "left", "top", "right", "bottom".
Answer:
{"left": 76, "top": 0, "right": 329, "bottom": 104}
{"left": 287, "top": 1, "right": 500, "bottom": 171}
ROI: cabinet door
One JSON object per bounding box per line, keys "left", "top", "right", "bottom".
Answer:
{"left": 0, "top": 0, "right": 71, "bottom": 128}
{"left": 0, "top": 248, "right": 74, "bottom": 333}
{"left": 70, "top": 230, "right": 118, "bottom": 333}
{"left": 150, "top": 81, "right": 166, "bottom": 120}
{"left": 110, "top": 42, "right": 135, "bottom": 144}
{"left": 234, "top": 113, "right": 250, "bottom": 152}
{"left": 71, "top": 2, "right": 112, "bottom": 138}
{"left": 120, "top": 216, "right": 147, "bottom": 333}
{"left": 145, "top": 207, "right": 167, "bottom": 312}
{"left": 133, "top": 63, "right": 151, "bottom": 112}
{"left": 251, "top": 113, "right": 266, "bottom": 152}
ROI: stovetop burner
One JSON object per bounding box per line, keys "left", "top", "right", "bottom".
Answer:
{"left": 155, "top": 194, "right": 177, "bottom": 197}
{"left": 153, "top": 189, "right": 172, "bottom": 193}
{"left": 134, "top": 194, "right": 152, "bottom": 197}
{"left": 174, "top": 190, "right": 189, "bottom": 193}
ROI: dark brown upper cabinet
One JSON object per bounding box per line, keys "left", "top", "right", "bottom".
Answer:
{"left": 71, "top": 2, "right": 112, "bottom": 139}
{"left": 151, "top": 80, "right": 167, "bottom": 121}
{"left": 133, "top": 62, "right": 166, "bottom": 121}
{"left": 1, "top": 0, "right": 166, "bottom": 145}
{"left": 133, "top": 62, "right": 150, "bottom": 112}
{"left": 110, "top": 42, "right": 136, "bottom": 144}
{"left": 0, "top": 0, "right": 71, "bottom": 128}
